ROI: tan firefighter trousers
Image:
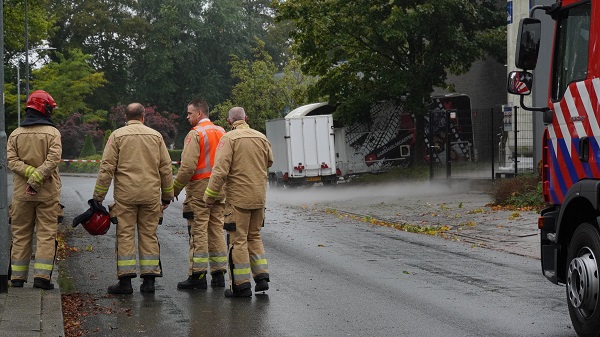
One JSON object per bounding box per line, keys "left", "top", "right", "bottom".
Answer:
{"left": 10, "top": 197, "right": 61, "bottom": 282}
{"left": 183, "top": 197, "right": 227, "bottom": 275}
{"left": 110, "top": 200, "right": 162, "bottom": 278}
{"left": 227, "top": 205, "right": 269, "bottom": 287}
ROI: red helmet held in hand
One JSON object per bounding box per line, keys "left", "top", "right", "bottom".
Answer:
{"left": 82, "top": 211, "right": 111, "bottom": 236}
{"left": 26, "top": 90, "right": 57, "bottom": 116}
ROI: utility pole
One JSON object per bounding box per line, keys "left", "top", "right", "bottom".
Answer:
{"left": 0, "top": 0, "right": 11, "bottom": 293}
{"left": 24, "top": 0, "right": 29, "bottom": 99}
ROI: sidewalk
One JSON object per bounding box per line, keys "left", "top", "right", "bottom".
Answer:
{"left": 0, "top": 262, "right": 64, "bottom": 337}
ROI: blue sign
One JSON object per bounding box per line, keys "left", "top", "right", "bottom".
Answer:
{"left": 507, "top": 1, "right": 513, "bottom": 24}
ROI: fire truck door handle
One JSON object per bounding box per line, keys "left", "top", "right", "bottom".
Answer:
{"left": 579, "top": 137, "right": 589, "bottom": 162}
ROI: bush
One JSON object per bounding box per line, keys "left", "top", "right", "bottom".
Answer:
{"left": 79, "top": 134, "right": 97, "bottom": 157}
{"left": 492, "top": 174, "right": 547, "bottom": 208}
{"left": 168, "top": 149, "right": 182, "bottom": 163}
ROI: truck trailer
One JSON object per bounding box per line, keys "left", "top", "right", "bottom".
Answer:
{"left": 266, "top": 103, "right": 338, "bottom": 187}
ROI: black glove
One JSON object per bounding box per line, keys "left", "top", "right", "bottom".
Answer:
{"left": 89, "top": 199, "right": 108, "bottom": 215}
{"left": 72, "top": 199, "right": 107, "bottom": 228}
{"left": 72, "top": 207, "right": 93, "bottom": 228}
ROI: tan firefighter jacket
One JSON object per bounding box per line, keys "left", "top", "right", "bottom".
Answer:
{"left": 7, "top": 124, "right": 62, "bottom": 201}
{"left": 173, "top": 119, "right": 225, "bottom": 199}
{"left": 204, "top": 120, "right": 273, "bottom": 209}
{"left": 94, "top": 120, "right": 174, "bottom": 204}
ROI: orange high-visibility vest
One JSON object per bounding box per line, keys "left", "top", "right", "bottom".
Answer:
{"left": 191, "top": 120, "right": 225, "bottom": 181}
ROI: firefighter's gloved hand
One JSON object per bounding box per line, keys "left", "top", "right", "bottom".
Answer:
{"left": 89, "top": 199, "right": 108, "bottom": 215}
{"left": 72, "top": 207, "right": 94, "bottom": 228}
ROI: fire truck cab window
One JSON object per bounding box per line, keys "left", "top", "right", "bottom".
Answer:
{"left": 551, "top": 3, "right": 591, "bottom": 101}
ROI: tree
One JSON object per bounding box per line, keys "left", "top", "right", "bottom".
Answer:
{"left": 4, "top": 0, "right": 54, "bottom": 60}
{"left": 108, "top": 105, "right": 179, "bottom": 147}
{"left": 47, "top": 0, "right": 144, "bottom": 112}
{"left": 212, "top": 40, "right": 316, "bottom": 133}
{"left": 79, "top": 134, "right": 97, "bottom": 157}
{"left": 58, "top": 113, "right": 105, "bottom": 158}
{"left": 273, "top": 0, "right": 505, "bottom": 123}
{"left": 31, "top": 49, "right": 107, "bottom": 123}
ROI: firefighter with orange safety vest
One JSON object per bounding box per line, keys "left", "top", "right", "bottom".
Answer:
{"left": 7, "top": 90, "right": 62, "bottom": 290}
{"left": 92, "top": 103, "right": 174, "bottom": 294}
{"left": 173, "top": 99, "right": 228, "bottom": 290}
{"left": 204, "top": 107, "right": 273, "bottom": 298}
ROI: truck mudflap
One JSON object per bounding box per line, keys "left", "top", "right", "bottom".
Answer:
{"left": 540, "top": 205, "right": 561, "bottom": 284}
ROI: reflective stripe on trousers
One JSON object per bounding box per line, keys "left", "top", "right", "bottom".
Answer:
{"left": 250, "top": 254, "right": 268, "bottom": 275}
{"left": 34, "top": 257, "right": 55, "bottom": 277}
{"left": 10, "top": 259, "right": 29, "bottom": 279}
{"left": 140, "top": 255, "right": 161, "bottom": 273}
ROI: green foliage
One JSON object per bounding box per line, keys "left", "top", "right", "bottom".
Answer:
{"left": 4, "top": 0, "right": 54, "bottom": 58}
{"left": 59, "top": 155, "right": 102, "bottom": 174}
{"left": 47, "top": 0, "right": 144, "bottom": 112}
{"left": 168, "top": 149, "right": 182, "bottom": 162}
{"left": 274, "top": 0, "right": 506, "bottom": 123}
{"left": 215, "top": 40, "right": 316, "bottom": 132}
{"left": 32, "top": 49, "right": 107, "bottom": 123}
{"left": 492, "top": 175, "right": 547, "bottom": 209}
{"left": 103, "top": 130, "right": 112, "bottom": 151}
{"left": 79, "top": 134, "right": 97, "bottom": 158}
{"left": 348, "top": 165, "right": 429, "bottom": 184}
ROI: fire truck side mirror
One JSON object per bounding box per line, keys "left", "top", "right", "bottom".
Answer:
{"left": 507, "top": 71, "right": 533, "bottom": 96}
{"left": 515, "top": 17, "right": 541, "bottom": 70}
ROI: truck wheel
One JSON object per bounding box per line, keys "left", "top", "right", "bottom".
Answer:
{"left": 567, "top": 223, "right": 600, "bottom": 337}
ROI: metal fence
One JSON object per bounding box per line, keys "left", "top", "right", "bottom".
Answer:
{"left": 427, "top": 106, "right": 536, "bottom": 179}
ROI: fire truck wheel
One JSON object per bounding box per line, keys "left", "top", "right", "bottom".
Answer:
{"left": 566, "top": 223, "right": 600, "bottom": 337}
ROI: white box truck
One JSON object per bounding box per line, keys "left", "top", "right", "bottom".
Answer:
{"left": 266, "top": 104, "right": 338, "bottom": 187}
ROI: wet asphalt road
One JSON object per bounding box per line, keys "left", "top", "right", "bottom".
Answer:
{"left": 58, "top": 175, "right": 576, "bottom": 337}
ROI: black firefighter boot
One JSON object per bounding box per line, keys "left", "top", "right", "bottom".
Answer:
{"left": 254, "top": 273, "right": 269, "bottom": 292}
{"left": 210, "top": 270, "right": 226, "bottom": 288}
{"left": 224, "top": 282, "right": 252, "bottom": 298}
{"left": 177, "top": 273, "right": 207, "bottom": 290}
{"left": 140, "top": 275, "right": 156, "bottom": 293}
{"left": 108, "top": 276, "right": 133, "bottom": 294}
{"left": 33, "top": 277, "right": 55, "bottom": 290}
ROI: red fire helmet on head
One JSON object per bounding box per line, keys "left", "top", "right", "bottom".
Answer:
{"left": 26, "top": 90, "right": 57, "bottom": 116}
{"left": 83, "top": 211, "right": 111, "bottom": 236}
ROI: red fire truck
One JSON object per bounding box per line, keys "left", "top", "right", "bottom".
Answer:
{"left": 508, "top": 1, "right": 600, "bottom": 336}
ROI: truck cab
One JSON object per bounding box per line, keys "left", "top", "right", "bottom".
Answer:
{"left": 508, "top": 1, "right": 600, "bottom": 336}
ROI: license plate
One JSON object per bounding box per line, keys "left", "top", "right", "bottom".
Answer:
{"left": 306, "top": 176, "right": 321, "bottom": 182}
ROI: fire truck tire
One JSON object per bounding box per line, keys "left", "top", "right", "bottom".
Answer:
{"left": 566, "top": 223, "right": 600, "bottom": 337}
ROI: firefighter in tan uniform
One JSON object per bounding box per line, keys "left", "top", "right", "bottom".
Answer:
{"left": 173, "top": 99, "right": 228, "bottom": 290}
{"left": 7, "top": 90, "right": 62, "bottom": 290}
{"left": 204, "top": 107, "right": 273, "bottom": 298}
{"left": 93, "top": 103, "right": 174, "bottom": 294}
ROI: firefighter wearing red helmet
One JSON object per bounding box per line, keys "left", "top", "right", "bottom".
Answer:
{"left": 92, "top": 103, "right": 174, "bottom": 294}
{"left": 7, "top": 90, "right": 62, "bottom": 290}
